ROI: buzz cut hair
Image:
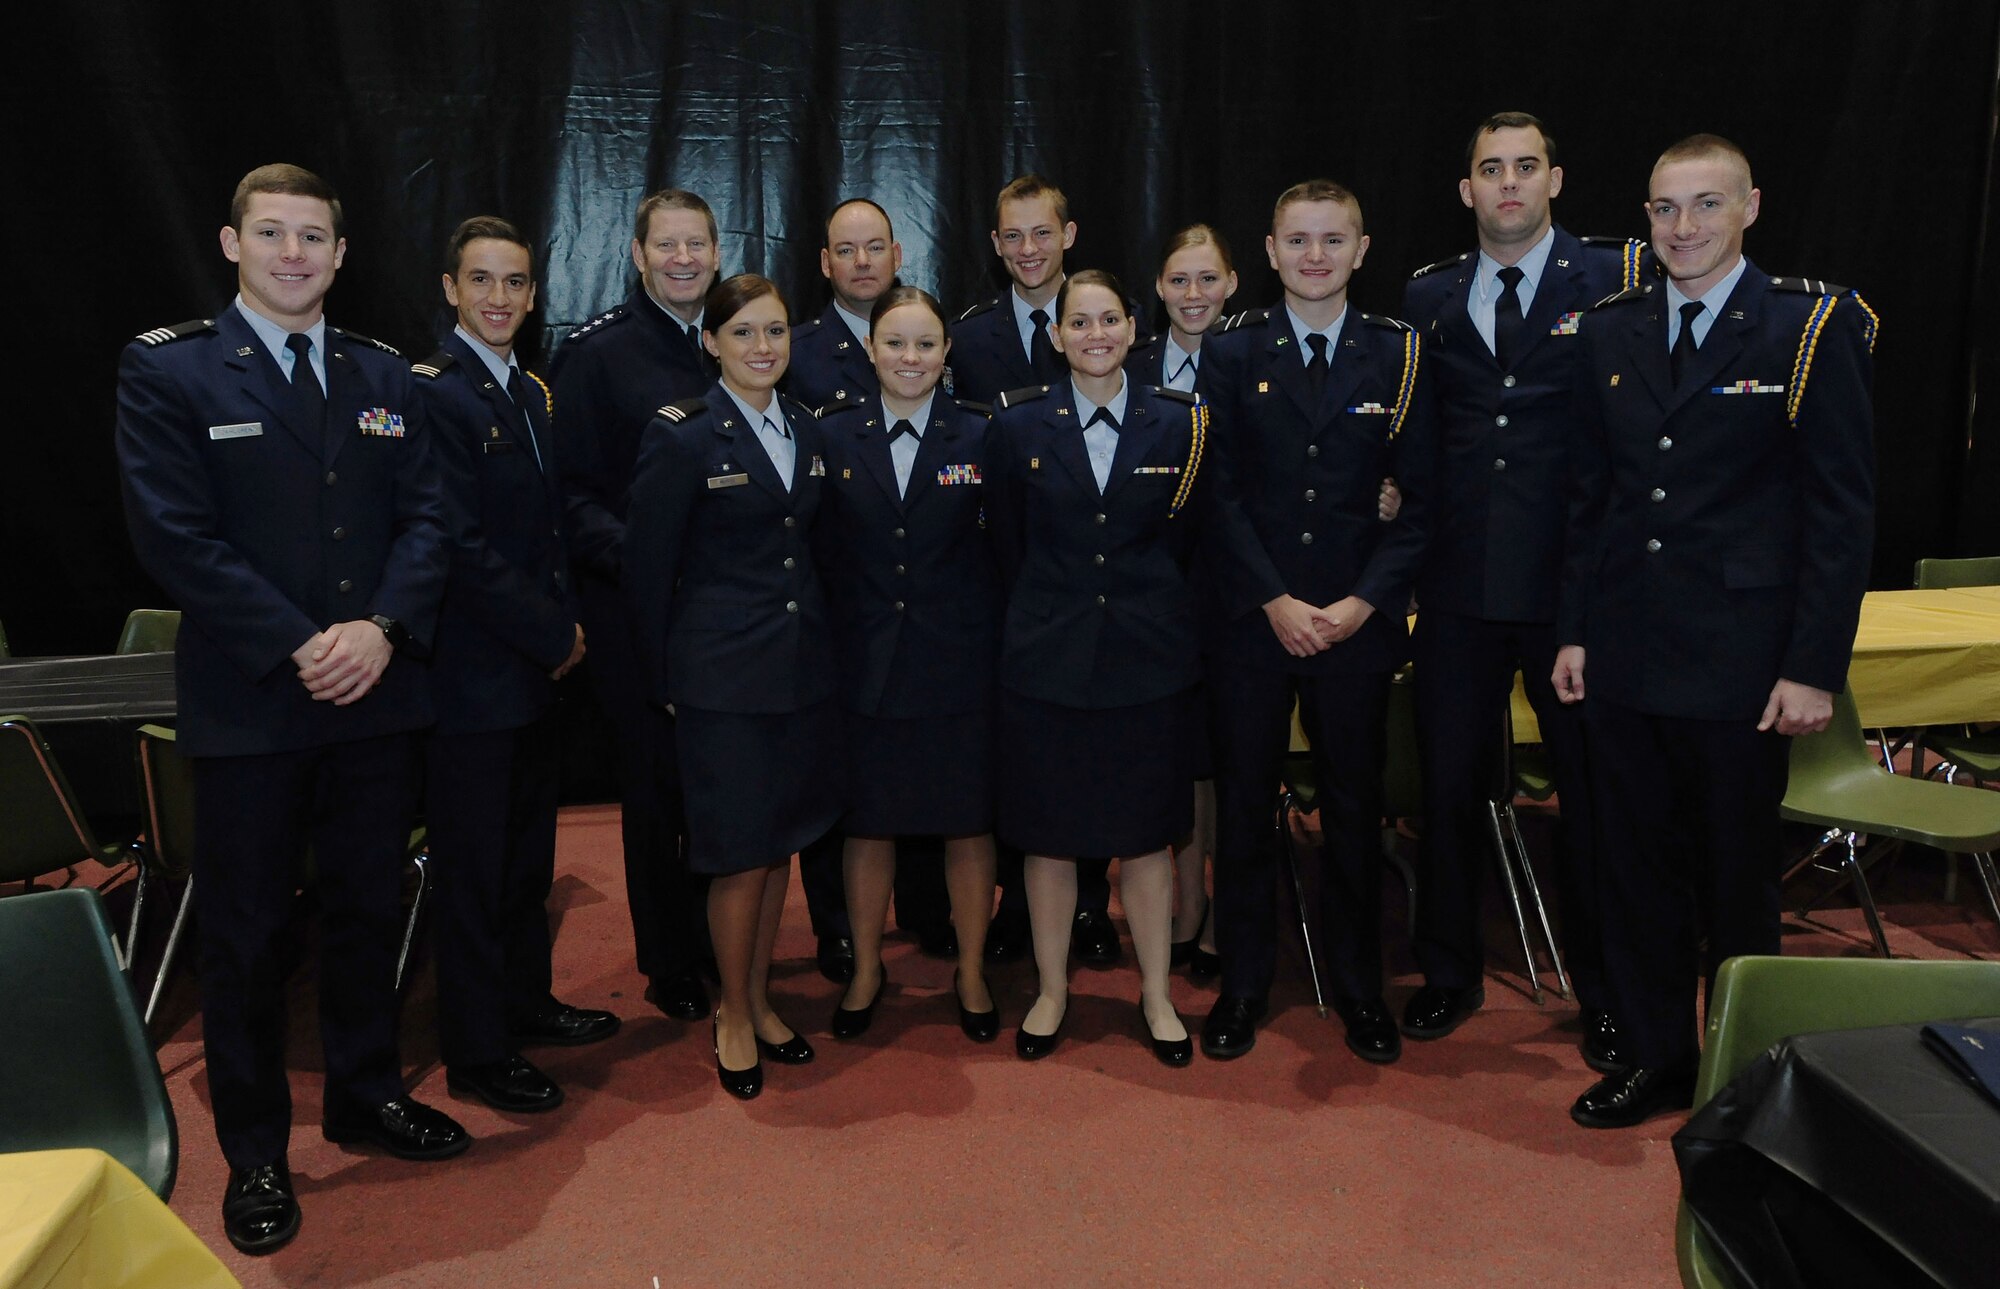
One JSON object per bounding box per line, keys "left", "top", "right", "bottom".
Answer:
{"left": 995, "top": 173, "right": 1071, "bottom": 229}
{"left": 1272, "top": 179, "right": 1364, "bottom": 235}
{"left": 632, "top": 188, "right": 718, "bottom": 247}
{"left": 1654, "top": 133, "right": 1754, "bottom": 195}
{"left": 231, "top": 163, "right": 344, "bottom": 240}
{"left": 1466, "top": 111, "right": 1556, "bottom": 170}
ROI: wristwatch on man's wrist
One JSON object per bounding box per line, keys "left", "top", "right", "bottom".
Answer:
{"left": 369, "top": 614, "right": 409, "bottom": 651}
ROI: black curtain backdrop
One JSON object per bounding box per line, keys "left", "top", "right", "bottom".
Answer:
{"left": 4, "top": 0, "right": 1996, "bottom": 654}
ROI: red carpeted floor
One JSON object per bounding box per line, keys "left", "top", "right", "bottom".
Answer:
{"left": 150, "top": 804, "right": 1999, "bottom": 1288}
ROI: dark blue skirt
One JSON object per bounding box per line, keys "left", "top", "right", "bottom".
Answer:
{"left": 996, "top": 688, "right": 1194, "bottom": 857}
{"left": 676, "top": 700, "right": 843, "bottom": 875}
{"left": 843, "top": 705, "right": 993, "bottom": 838}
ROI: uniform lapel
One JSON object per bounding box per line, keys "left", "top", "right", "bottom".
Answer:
{"left": 1436, "top": 263, "right": 1483, "bottom": 366}
{"left": 1321, "top": 319, "right": 1368, "bottom": 425}
{"left": 853, "top": 405, "right": 904, "bottom": 512}
{"left": 1103, "top": 388, "right": 1164, "bottom": 500}
{"left": 1510, "top": 229, "right": 1586, "bottom": 370}
{"left": 1264, "top": 324, "right": 1318, "bottom": 425}
{"left": 217, "top": 309, "right": 313, "bottom": 454}
{"left": 1666, "top": 266, "right": 1762, "bottom": 418}
{"left": 1627, "top": 288, "right": 1675, "bottom": 408}
{"left": 323, "top": 330, "right": 364, "bottom": 465}
{"left": 711, "top": 397, "right": 791, "bottom": 502}
{"left": 451, "top": 334, "right": 540, "bottom": 471}
{"left": 1043, "top": 386, "right": 1096, "bottom": 493}
{"left": 903, "top": 405, "right": 958, "bottom": 512}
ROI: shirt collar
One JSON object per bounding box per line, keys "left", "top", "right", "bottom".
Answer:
{"left": 453, "top": 324, "right": 519, "bottom": 390}
{"left": 719, "top": 382, "right": 785, "bottom": 436}
{"left": 1071, "top": 374, "right": 1129, "bottom": 428}
{"left": 1476, "top": 225, "right": 1558, "bottom": 300}
{"left": 882, "top": 391, "right": 936, "bottom": 437}
{"left": 833, "top": 300, "right": 872, "bottom": 344}
{"left": 1012, "top": 281, "right": 1062, "bottom": 332}
{"left": 1283, "top": 302, "right": 1348, "bottom": 358}
{"left": 643, "top": 290, "right": 702, "bottom": 335}
{"left": 1164, "top": 334, "right": 1198, "bottom": 380}
{"left": 235, "top": 295, "right": 325, "bottom": 364}
{"left": 1665, "top": 254, "right": 1750, "bottom": 316}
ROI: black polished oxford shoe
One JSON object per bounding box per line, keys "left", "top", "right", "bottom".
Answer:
{"left": 446, "top": 1054, "right": 564, "bottom": 1114}
{"left": 816, "top": 935, "right": 856, "bottom": 984}
{"left": 1580, "top": 1008, "right": 1630, "bottom": 1075}
{"left": 1140, "top": 1005, "right": 1193, "bottom": 1067}
{"left": 1073, "top": 909, "right": 1122, "bottom": 968}
{"left": 322, "top": 1096, "right": 471, "bottom": 1160}
{"left": 1335, "top": 997, "right": 1402, "bottom": 1064}
{"left": 831, "top": 969, "right": 886, "bottom": 1039}
{"left": 1400, "top": 983, "right": 1485, "bottom": 1040}
{"left": 646, "top": 969, "right": 710, "bottom": 1021}
{"left": 1200, "top": 995, "right": 1268, "bottom": 1060}
{"left": 222, "top": 1162, "right": 300, "bottom": 1255}
{"left": 1569, "top": 1065, "right": 1696, "bottom": 1129}
{"left": 510, "top": 1000, "right": 621, "bottom": 1048}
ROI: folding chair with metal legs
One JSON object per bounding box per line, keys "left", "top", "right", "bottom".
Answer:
{"left": 1483, "top": 702, "right": 1571, "bottom": 1004}
{"left": 1780, "top": 828, "right": 1892, "bottom": 958}
{"left": 1275, "top": 786, "right": 1330, "bottom": 1018}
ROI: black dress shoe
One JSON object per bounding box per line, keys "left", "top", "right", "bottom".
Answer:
{"left": 916, "top": 921, "right": 960, "bottom": 959}
{"left": 816, "top": 935, "right": 856, "bottom": 984}
{"left": 1401, "top": 983, "right": 1485, "bottom": 1040}
{"left": 1335, "top": 997, "right": 1402, "bottom": 1064}
{"left": 955, "top": 970, "right": 999, "bottom": 1043}
{"left": 1187, "top": 944, "right": 1221, "bottom": 982}
{"left": 984, "top": 914, "right": 1030, "bottom": 964}
{"left": 1200, "top": 995, "right": 1267, "bottom": 1060}
{"left": 713, "top": 1013, "right": 762, "bottom": 1100}
{"left": 322, "top": 1096, "right": 472, "bottom": 1160}
{"left": 446, "top": 1054, "right": 565, "bottom": 1113}
{"left": 755, "top": 1031, "right": 816, "bottom": 1064}
{"left": 510, "top": 1000, "right": 621, "bottom": 1047}
{"left": 1171, "top": 904, "right": 1220, "bottom": 981}
{"left": 1580, "top": 1009, "right": 1630, "bottom": 1075}
{"left": 645, "top": 969, "right": 710, "bottom": 1021}
{"left": 831, "top": 968, "right": 887, "bottom": 1039}
{"left": 1014, "top": 1005, "right": 1067, "bottom": 1060}
{"left": 1569, "top": 1065, "right": 1696, "bottom": 1129}
{"left": 1140, "top": 1004, "right": 1193, "bottom": 1067}
{"left": 1073, "top": 909, "right": 1122, "bottom": 968}
{"left": 222, "top": 1162, "right": 300, "bottom": 1255}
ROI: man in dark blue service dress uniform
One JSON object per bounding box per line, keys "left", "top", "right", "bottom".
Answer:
{"left": 1555, "top": 135, "right": 1876, "bottom": 1127}
{"left": 115, "top": 164, "right": 465, "bottom": 1256}
{"left": 1398, "top": 112, "right": 1642, "bottom": 1066}
{"left": 551, "top": 189, "right": 721, "bottom": 1019}
{"left": 412, "top": 217, "right": 618, "bottom": 1119}
{"left": 951, "top": 173, "right": 1120, "bottom": 967}
{"left": 1201, "top": 180, "right": 1436, "bottom": 1065}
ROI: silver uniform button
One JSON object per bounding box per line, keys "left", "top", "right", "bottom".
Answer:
{"left": 331, "top": 526, "right": 346, "bottom": 539}
{"left": 783, "top": 557, "right": 796, "bottom": 569}
{"left": 783, "top": 516, "right": 797, "bottom": 528}
{"left": 1092, "top": 554, "right": 1105, "bottom": 566}
{"left": 1303, "top": 489, "right": 1316, "bottom": 502}
{"left": 894, "top": 601, "right": 905, "bottom": 612}
{"left": 1096, "top": 595, "right": 1107, "bottom": 606}
{"left": 1503, "top": 374, "right": 1517, "bottom": 388}
{"left": 1493, "top": 459, "right": 1506, "bottom": 471}
{"left": 337, "top": 578, "right": 354, "bottom": 592}
{"left": 1301, "top": 533, "right": 1314, "bottom": 545}
{"left": 1658, "top": 436, "right": 1673, "bottom": 451}
{"left": 1496, "top": 415, "right": 1509, "bottom": 428}
{"left": 895, "top": 564, "right": 907, "bottom": 575}
{"left": 1646, "top": 538, "right": 1662, "bottom": 553}
{"left": 1306, "top": 445, "right": 1319, "bottom": 458}
{"left": 1650, "top": 488, "right": 1666, "bottom": 502}
{"left": 786, "top": 600, "right": 800, "bottom": 613}
{"left": 1093, "top": 513, "right": 1106, "bottom": 525}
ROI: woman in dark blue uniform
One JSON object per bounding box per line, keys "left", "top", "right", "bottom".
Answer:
{"left": 626, "top": 274, "right": 840, "bottom": 1099}
{"left": 1125, "top": 225, "right": 1237, "bottom": 979}
{"left": 816, "top": 286, "right": 1002, "bottom": 1042}
{"left": 987, "top": 269, "right": 1210, "bottom": 1066}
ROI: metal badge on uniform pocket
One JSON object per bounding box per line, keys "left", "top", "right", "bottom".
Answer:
{"left": 357, "top": 408, "right": 406, "bottom": 437}
{"left": 208, "top": 422, "right": 263, "bottom": 440}
{"left": 810, "top": 455, "right": 827, "bottom": 477}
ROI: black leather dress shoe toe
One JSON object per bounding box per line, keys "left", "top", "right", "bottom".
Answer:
{"left": 645, "top": 970, "right": 709, "bottom": 1021}
{"left": 322, "top": 1096, "right": 471, "bottom": 1160}
{"left": 816, "top": 936, "right": 857, "bottom": 984}
{"left": 1336, "top": 997, "right": 1402, "bottom": 1064}
{"left": 223, "top": 1162, "right": 300, "bottom": 1255}
{"left": 1073, "top": 910, "right": 1122, "bottom": 968}
{"left": 1580, "top": 1009, "right": 1630, "bottom": 1075}
{"left": 831, "top": 970, "right": 886, "bottom": 1039}
{"left": 954, "top": 970, "right": 999, "bottom": 1042}
{"left": 984, "top": 914, "right": 1030, "bottom": 965}
{"left": 447, "top": 1055, "right": 564, "bottom": 1113}
{"left": 713, "top": 1014, "right": 763, "bottom": 1100}
{"left": 1401, "top": 983, "right": 1485, "bottom": 1040}
{"left": 916, "top": 921, "right": 960, "bottom": 959}
{"left": 756, "top": 1032, "right": 816, "bottom": 1064}
{"left": 1569, "top": 1066, "right": 1696, "bottom": 1129}
{"left": 1140, "top": 1005, "right": 1193, "bottom": 1067}
{"left": 510, "top": 1001, "right": 621, "bottom": 1047}
{"left": 1014, "top": 1008, "right": 1067, "bottom": 1060}
{"left": 1200, "top": 995, "right": 1268, "bottom": 1060}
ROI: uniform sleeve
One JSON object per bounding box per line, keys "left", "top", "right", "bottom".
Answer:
{"left": 114, "top": 342, "right": 321, "bottom": 679}
{"left": 1352, "top": 335, "right": 1434, "bottom": 615}
{"left": 1781, "top": 299, "right": 1876, "bottom": 692}
{"left": 365, "top": 368, "right": 450, "bottom": 653}
{"left": 624, "top": 416, "right": 702, "bottom": 706}
{"left": 1199, "top": 338, "right": 1291, "bottom": 615}
{"left": 553, "top": 345, "right": 628, "bottom": 582}
{"left": 1557, "top": 321, "right": 1612, "bottom": 649}
{"left": 415, "top": 376, "right": 575, "bottom": 670}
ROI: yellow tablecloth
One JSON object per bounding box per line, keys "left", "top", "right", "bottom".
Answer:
{"left": 1850, "top": 586, "right": 2000, "bottom": 727}
{"left": 0, "top": 1149, "right": 235, "bottom": 1289}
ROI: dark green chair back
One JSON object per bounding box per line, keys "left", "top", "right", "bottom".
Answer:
{"left": 1912, "top": 555, "right": 2000, "bottom": 589}
{"left": 0, "top": 889, "right": 178, "bottom": 1198}
{"left": 115, "top": 609, "right": 181, "bottom": 655}
{"left": 0, "top": 715, "right": 126, "bottom": 886}
{"left": 135, "top": 725, "right": 196, "bottom": 882}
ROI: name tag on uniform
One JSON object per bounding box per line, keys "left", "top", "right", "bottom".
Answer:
{"left": 1550, "top": 312, "right": 1582, "bottom": 335}
{"left": 357, "top": 408, "right": 406, "bottom": 437}
{"left": 1346, "top": 402, "right": 1390, "bottom": 415}
{"left": 937, "top": 464, "right": 983, "bottom": 485}
{"left": 1132, "top": 465, "right": 1181, "bottom": 475}
{"left": 481, "top": 440, "right": 516, "bottom": 454}
{"left": 208, "top": 421, "right": 262, "bottom": 440}
{"left": 1712, "top": 379, "right": 1785, "bottom": 395}
{"left": 707, "top": 472, "right": 750, "bottom": 489}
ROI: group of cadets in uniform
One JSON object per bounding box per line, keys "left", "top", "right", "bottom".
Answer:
{"left": 113, "top": 109, "right": 1875, "bottom": 1256}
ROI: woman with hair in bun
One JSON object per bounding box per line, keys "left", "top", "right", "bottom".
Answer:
{"left": 626, "top": 273, "right": 838, "bottom": 1099}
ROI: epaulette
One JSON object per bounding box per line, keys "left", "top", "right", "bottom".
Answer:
{"left": 1409, "top": 253, "right": 1469, "bottom": 279}
{"left": 956, "top": 297, "right": 1001, "bottom": 323}
{"left": 1768, "top": 276, "right": 1851, "bottom": 297}
{"left": 954, "top": 398, "right": 994, "bottom": 417}
{"left": 334, "top": 328, "right": 401, "bottom": 357}
{"left": 1590, "top": 284, "right": 1653, "bottom": 310}
{"left": 815, "top": 390, "right": 869, "bottom": 418}
{"left": 1216, "top": 308, "right": 1272, "bottom": 334}
{"left": 995, "top": 385, "right": 1050, "bottom": 410}
{"left": 411, "top": 349, "right": 455, "bottom": 380}
{"left": 1579, "top": 236, "right": 1649, "bottom": 291}
{"left": 1361, "top": 313, "right": 1414, "bottom": 332}
{"left": 655, "top": 396, "right": 706, "bottom": 423}
{"left": 1148, "top": 386, "right": 1198, "bottom": 406}
{"left": 791, "top": 315, "right": 824, "bottom": 335}
{"left": 134, "top": 319, "right": 214, "bottom": 346}
{"left": 565, "top": 305, "right": 630, "bottom": 344}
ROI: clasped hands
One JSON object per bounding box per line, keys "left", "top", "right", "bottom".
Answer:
{"left": 292, "top": 619, "right": 394, "bottom": 705}
{"left": 1265, "top": 593, "right": 1375, "bottom": 658}
{"left": 1551, "top": 646, "right": 1834, "bottom": 736}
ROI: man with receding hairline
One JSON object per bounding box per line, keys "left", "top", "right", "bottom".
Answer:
{"left": 1555, "top": 133, "right": 1876, "bottom": 1128}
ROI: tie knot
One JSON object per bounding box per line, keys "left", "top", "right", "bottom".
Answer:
{"left": 887, "top": 419, "right": 917, "bottom": 442}
{"left": 1029, "top": 308, "right": 1050, "bottom": 328}
{"left": 1495, "top": 265, "right": 1525, "bottom": 291}
{"left": 1680, "top": 301, "right": 1706, "bottom": 326}
{"left": 1086, "top": 406, "right": 1119, "bottom": 430}
{"left": 1172, "top": 353, "right": 1197, "bottom": 383}
{"left": 285, "top": 332, "right": 313, "bottom": 361}
{"left": 1304, "top": 333, "right": 1329, "bottom": 362}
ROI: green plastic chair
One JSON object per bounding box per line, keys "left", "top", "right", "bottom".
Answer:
{"left": 1676, "top": 954, "right": 2000, "bottom": 1288}
{"left": 0, "top": 716, "right": 138, "bottom": 960}
{"left": 1779, "top": 684, "right": 2000, "bottom": 951}
{"left": 0, "top": 888, "right": 179, "bottom": 1199}
{"left": 130, "top": 725, "right": 198, "bottom": 1027}
{"left": 115, "top": 608, "right": 181, "bottom": 654}
{"left": 1912, "top": 554, "right": 2000, "bottom": 590}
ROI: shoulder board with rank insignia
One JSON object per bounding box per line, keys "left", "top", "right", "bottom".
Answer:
{"left": 1361, "top": 313, "right": 1413, "bottom": 332}
{"left": 410, "top": 349, "right": 455, "bottom": 380}
{"left": 1768, "top": 276, "right": 1851, "bottom": 297}
{"left": 656, "top": 396, "right": 706, "bottom": 423}
{"left": 1216, "top": 307, "right": 1273, "bottom": 334}
{"left": 134, "top": 318, "right": 214, "bottom": 346}
{"left": 996, "top": 385, "right": 1050, "bottom": 410}
{"left": 1409, "top": 252, "right": 1470, "bottom": 279}
{"left": 1148, "top": 386, "right": 1198, "bottom": 406}
{"left": 1579, "top": 236, "right": 1649, "bottom": 292}
{"left": 956, "top": 297, "right": 1002, "bottom": 323}
{"left": 1591, "top": 284, "right": 1653, "bottom": 310}
{"left": 954, "top": 398, "right": 994, "bottom": 417}
{"left": 815, "top": 390, "right": 870, "bottom": 419}
{"left": 334, "top": 328, "right": 401, "bottom": 357}
{"left": 565, "top": 305, "right": 630, "bottom": 345}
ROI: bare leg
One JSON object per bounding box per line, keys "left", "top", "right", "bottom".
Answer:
{"left": 1122, "top": 849, "right": 1187, "bottom": 1041}
{"left": 945, "top": 833, "right": 996, "bottom": 1012}
{"left": 841, "top": 837, "right": 895, "bottom": 1010}
{"left": 708, "top": 863, "right": 775, "bottom": 1071}
{"left": 1022, "top": 854, "right": 1077, "bottom": 1035}
{"left": 1173, "top": 779, "right": 1217, "bottom": 948}
{"left": 748, "top": 859, "right": 796, "bottom": 1044}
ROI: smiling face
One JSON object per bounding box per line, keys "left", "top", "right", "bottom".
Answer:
{"left": 704, "top": 290, "right": 790, "bottom": 397}
{"left": 444, "top": 237, "right": 536, "bottom": 358}
{"left": 1266, "top": 198, "right": 1369, "bottom": 315}
{"left": 220, "top": 191, "right": 346, "bottom": 328}
{"left": 866, "top": 300, "right": 949, "bottom": 406}
{"left": 1051, "top": 283, "right": 1134, "bottom": 380}
{"left": 1646, "top": 154, "right": 1760, "bottom": 299}
{"left": 1156, "top": 244, "right": 1237, "bottom": 346}
{"left": 631, "top": 207, "right": 719, "bottom": 321}
{"left": 821, "top": 202, "right": 901, "bottom": 315}
{"left": 991, "top": 194, "right": 1075, "bottom": 297}
{"left": 1460, "top": 124, "right": 1563, "bottom": 253}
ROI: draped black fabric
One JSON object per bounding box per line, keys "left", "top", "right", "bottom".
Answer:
{"left": 3, "top": 1, "right": 1996, "bottom": 652}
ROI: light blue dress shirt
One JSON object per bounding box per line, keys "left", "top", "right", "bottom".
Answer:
{"left": 1011, "top": 282, "right": 1063, "bottom": 365}
{"left": 1072, "top": 376, "right": 1130, "bottom": 494}
{"left": 1665, "top": 255, "right": 1750, "bottom": 351}
{"left": 883, "top": 392, "right": 935, "bottom": 498}
{"left": 1284, "top": 303, "right": 1349, "bottom": 365}
{"left": 720, "top": 384, "right": 795, "bottom": 490}
{"left": 454, "top": 324, "right": 543, "bottom": 470}
{"left": 235, "top": 296, "right": 326, "bottom": 394}
{"left": 1162, "top": 335, "right": 1200, "bottom": 391}
{"left": 1469, "top": 225, "right": 1556, "bottom": 354}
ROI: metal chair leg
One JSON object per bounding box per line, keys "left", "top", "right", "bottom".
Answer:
{"left": 1501, "top": 803, "right": 1572, "bottom": 1002}
{"left": 1837, "top": 833, "right": 1892, "bottom": 959}
{"left": 1971, "top": 851, "right": 2000, "bottom": 928}
{"left": 395, "top": 851, "right": 431, "bottom": 993}
{"left": 1484, "top": 801, "right": 1543, "bottom": 1004}
{"left": 122, "top": 859, "right": 149, "bottom": 974}
{"left": 1277, "top": 791, "right": 1329, "bottom": 1018}
{"left": 145, "top": 879, "right": 195, "bottom": 1027}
